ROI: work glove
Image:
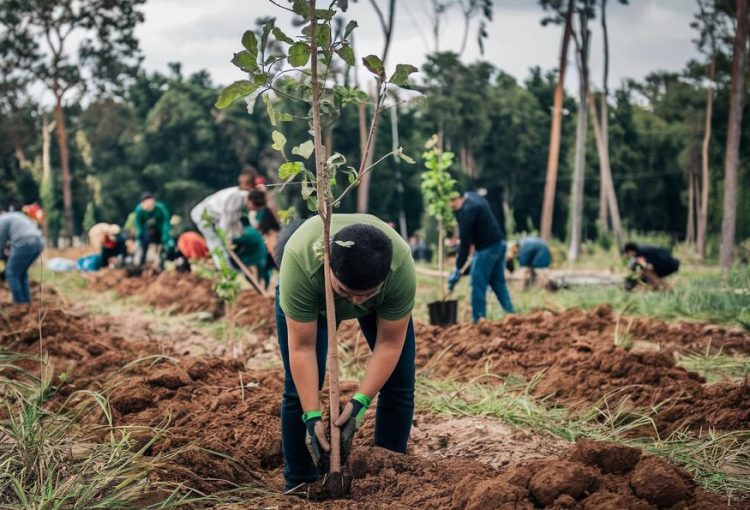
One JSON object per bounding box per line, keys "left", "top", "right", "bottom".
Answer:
{"left": 302, "top": 411, "right": 330, "bottom": 473}
{"left": 447, "top": 268, "right": 461, "bottom": 292}
{"left": 335, "top": 393, "right": 371, "bottom": 464}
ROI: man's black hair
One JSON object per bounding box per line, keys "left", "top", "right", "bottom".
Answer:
{"left": 623, "top": 242, "right": 638, "bottom": 253}
{"left": 240, "top": 166, "right": 258, "bottom": 180}
{"left": 330, "top": 224, "right": 392, "bottom": 291}
{"left": 247, "top": 189, "right": 266, "bottom": 207}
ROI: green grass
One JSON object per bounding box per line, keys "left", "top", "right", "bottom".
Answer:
{"left": 676, "top": 352, "right": 750, "bottom": 383}
{"left": 416, "top": 374, "right": 750, "bottom": 498}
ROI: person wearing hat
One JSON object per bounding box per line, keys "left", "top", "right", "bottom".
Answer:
{"left": 190, "top": 167, "right": 262, "bottom": 269}
{"left": 133, "top": 192, "right": 171, "bottom": 269}
{"left": 506, "top": 236, "right": 551, "bottom": 288}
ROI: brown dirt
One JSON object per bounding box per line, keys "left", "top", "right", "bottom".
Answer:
{"left": 352, "top": 305, "right": 750, "bottom": 434}
{"left": 1, "top": 287, "right": 743, "bottom": 508}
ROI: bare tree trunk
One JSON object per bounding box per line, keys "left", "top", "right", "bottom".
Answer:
{"left": 390, "top": 101, "right": 408, "bottom": 238}
{"left": 53, "top": 95, "right": 74, "bottom": 240}
{"left": 41, "top": 118, "right": 56, "bottom": 242}
{"left": 568, "top": 81, "right": 588, "bottom": 262}
{"left": 540, "top": 0, "right": 574, "bottom": 241}
{"left": 588, "top": 92, "right": 623, "bottom": 249}
{"left": 687, "top": 170, "right": 695, "bottom": 245}
{"left": 719, "top": 0, "right": 749, "bottom": 272}
{"left": 309, "top": 0, "right": 341, "bottom": 473}
{"left": 697, "top": 56, "right": 715, "bottom": 259}
{"left": 598, "top": 0, "right": 611, "bottom": 232}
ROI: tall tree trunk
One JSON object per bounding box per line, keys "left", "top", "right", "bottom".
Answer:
{"left": 568, "top": 9, "right": 591, "bottom": 263}
{"left": 687, "top": 170, "right": 695, "bottom": 244}
{"left": 41, "top": 118, "right": 56, "bottom": 242}
{"left": 540, "top": 0, "right": 574, "bottom": 241}
{"left": 697, "top": 56, "right": 715, "bottom": 259}
{"left": 390, "top": 101, "right": 408, "bottom": 238}
{"left": 598, "top": 0, "right": 611, "bottom": 232}
{"left": 588, "top": 92, "right": 623, "bottom": 249}
{"left": 53, "top": 94, "right": 74, "bottom": 240}
{"left": 719, "top": 0, "right": 749, "bottom": 272}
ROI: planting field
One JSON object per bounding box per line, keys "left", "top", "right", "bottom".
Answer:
{"left": 2, "top": 268, "right": 749, "bottom": 508}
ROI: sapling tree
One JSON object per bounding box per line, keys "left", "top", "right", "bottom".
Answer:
{"left": 215, "top": 0, "right": 416, "bottom": 478}
{"left": 420, "top": 135, "right": 457, "bottom": 300}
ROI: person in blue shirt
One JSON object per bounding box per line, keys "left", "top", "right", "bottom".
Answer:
{"left": 0, "top": 212, "right": 44, "bottom": 304}
{"left": 447, "top": 191, "right": 514, "bottom": 322}
{"left": 507, "top": 236, "right": 551, "bottom": 288}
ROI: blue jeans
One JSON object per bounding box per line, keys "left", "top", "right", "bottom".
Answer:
{"left": 275, "top": 286, "right": 415, "bottom": 488}
{"left": 471, "top": 240, "right": 515, "bottom": 322}
{"left": 6, "top": 237, "right": 44, "bottom": 304}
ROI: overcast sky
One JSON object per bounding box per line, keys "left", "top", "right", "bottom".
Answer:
{"left": 135, "top": 0, "right": 700, "bottom": 92}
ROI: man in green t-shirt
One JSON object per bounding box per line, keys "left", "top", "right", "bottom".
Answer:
{"left": 276, "top": 213, "right": 416, "bottom": 492}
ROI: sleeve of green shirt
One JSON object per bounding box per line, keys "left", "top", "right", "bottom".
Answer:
{"left": 157, "top": 202, "right": 171, "bottom": 243}
{"left": 376, "top": 257, "right": 416, "bottom": 321}
{"left": 133, "top": 206, "right": 144, "bottom": 238}
{"left": 279, "top": 251, "right": 320, "bottom": 323}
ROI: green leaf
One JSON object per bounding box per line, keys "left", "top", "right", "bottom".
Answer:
{"left": 279, "top": 161, "right": 304, "bottom": 180}
{"left": 315, "top": 9, "right": 336, "bottom": 20}
{"left": 231, "top": 51, "right": 258, "bottom": 72}
{"left": 301, "top": 175, "right": 316, "bottom": 199}
{"left": 307, "top": 198, "right": 318, "bottom": 212}
{"left": 215, "top": 79, "right": 263, "bottom": 109}
{"left": 242, "top": 30, "right": 258, "bottom": 56}
{"left": 343, "top": 20, "right": 357, "bottom": 39}
{"left": 397, "top": 147, "right": 416, "bottom": 164}
{"left": 335, "top": 240, "right": 355, "bottom": 248}
{"left": 345, "top": 166, "right": 358, "bottom": 184}
{"left": 316, "top": 23, "right": 331, "bottom": 48}
{"left": 288, "top": 42, "right": 311, "bottom": 67}
{"left": 362, "top": 54, "right": 385, "bottom": 80}
{"left": 272, "top": 26, "right": 294, "bottom": 45}
{"left": 277, "top": 112, "right": 294, "bottom": 122}
{"left": 263, "top": 94, "right": 276, "bottom": 126}
{"left": 389, "top": 64, "right": 418, "bottom": 86}
{"left": 271, "top": 130, "right": 287, "bottom": 152}
{"left": 335, "top": 43, "right": 355, "bottom": 66}
{"left": 292, "top": 0, "right": 309, "bottom": 17}
{"left": 326, "top": 153, "right": 346, "bottom": 170}
{"left": 292, "top": 140, "right": 315, "bottom": 159}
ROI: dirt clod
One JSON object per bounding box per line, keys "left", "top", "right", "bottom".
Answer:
{"left": 630, "top": 456, "right": 694, "bottom": 508}
{"left": 528, "top": 460, "right": 600, "bottom": 506}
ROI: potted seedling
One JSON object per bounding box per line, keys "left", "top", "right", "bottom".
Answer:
{"left": 421, "top": 135, "right": 459, "bottom": 325}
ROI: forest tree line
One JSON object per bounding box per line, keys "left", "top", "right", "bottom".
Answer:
{"left": 1, "top": 0, "right": 748, "bottom": 264}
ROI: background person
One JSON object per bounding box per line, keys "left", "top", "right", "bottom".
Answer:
{"left": 447, "top": 191, "right": 515, "bottom": 322}
{"left": 190, "top": 167, "right": 258, "bottom": 269}
{"left": 623, "top": 242, "right": 680, "bottom": 290}
{"left": 507, "top": 236, "right": 552, "bottom": 288}
{"left": 277, "top": 214, "right": 416, "bottom": 492}
{"left": 247, "top": 189, "right": 281, "bottom": 271}
{"left": 0, "top": 211, "right": 44, "bottom": 305}
{"left": 133, "top": 192, "right": 171, "bottom": 269}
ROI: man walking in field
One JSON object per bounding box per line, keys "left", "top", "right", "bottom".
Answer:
{"left": 448, "top": 191, "right": 515, "bottom": 322}
{"left": 190, "top": 167, "right": 262, "bottom": 269}
{"left": 276, "top": 213, "right": 416, "bottom": 493}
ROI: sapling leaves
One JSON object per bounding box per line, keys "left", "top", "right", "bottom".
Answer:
{"left": 396, "top": 146, "right": 416, "bottom": 164}
{"left": 288, "top": 42, "right": 311, "bottom": 67}
{"left": 231, "top": 51, "right": 258, "bottom": 72}
{"left": 363, "top": 54, "right": 385, "bottom": 80}
{"left": 279, "top": 161, "right": 304, "bottom": 180}
{"left": 335, "top": 43, "right": 355, "bottom": 66}
{"left": 389, "top": 64, "right": 419, "bottom": 86}
{"left": 272, "top": 26, "right": 294, "bottom": 45}
{"left": 271, "top": 130, "right": 287, "bottom": 151}
{"left": 215, "top": 76, "right": 265, "bottom": 109}
{"left": 242, "top": 30, "right": 259, "bottom": 56}
{"left": 292, "top": 140, "right": 315, "bottom": 159}
{"left": 261, "top": 19, "right": 275, "bottom": 53}
{"left": 343, "top": 20, "right": 357, "bottom": 39}
{"left": 292, "top": 0, "right": 309, "bottom": 18}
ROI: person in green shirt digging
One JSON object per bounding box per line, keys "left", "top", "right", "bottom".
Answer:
{"left": 276, "top": 213, "right": 416, "bottom": 493}
{"left": 133, "top": 192, "right": 172, "bottom": 269}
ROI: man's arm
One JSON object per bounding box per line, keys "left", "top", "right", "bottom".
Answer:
{"left": 455, "top": 208, "right": 475, "bottom": 269}
{"left": 357, "top": 315, "right": 409, "bottom": 399}
{"left": 219, "top": 191, "right": 245, "bottom": 236}
{"left": 133, "top": 208, "right": 143, "bottom": 238}
{"left": 0, "top": 219, "right": 8, "bottom": 259}
{"left": 159, "top": 203, "right": 171, "bottom": 243}
{"left": 286, "top": 316, "right": 322, "bottom": 412}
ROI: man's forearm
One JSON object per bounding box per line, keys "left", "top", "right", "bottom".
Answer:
{"left": 289, "top": 346, "right": 321, "bottom": 412}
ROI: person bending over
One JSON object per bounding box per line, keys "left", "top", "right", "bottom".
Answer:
{"left": 507, "top": 236, "right": 551, "bottom": 288}
{"left": 623, "top": 242, "right": 680, "bottom": 290}
{"left": 276, "top": 213, "right": 416, "bottom": 493}
{"left": 448, "top": 191, "right": 514, "bottom": 322}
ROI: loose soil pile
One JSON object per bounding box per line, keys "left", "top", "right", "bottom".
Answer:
{"left": 1, "top": 287, "right": 745, "bottom": 508}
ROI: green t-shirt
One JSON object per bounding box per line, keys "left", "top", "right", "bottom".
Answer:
{"left": 279, "top": 214, "right": 416, "bottom": 323}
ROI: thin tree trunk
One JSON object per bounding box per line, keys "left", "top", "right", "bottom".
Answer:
{"left": 719, "top": 0, "right": 749, "bottom": 272}
{"left": 53, "top": 95, "right": 74, "bottom": 240}
{"left": 309, "top": 0, "right": 341, "bottom": 473}
{"left": 41, "top": 118, "right": 56, "bottom": 242}
{"left": 540, "top": 0, "right": 574, "bottom": 241}
{"left": 697, "top": 56, "right": 715, "bottom": 259}
{"left": 598, "top": 0, "right": 611, "bottom": 232}
{"left": 687, "top": 170, "right": 695, "bottom": 244}
{"left": 390, "top": 101, "right": 408, "bottom": 238}
{"left": 588, "top": 92, "right": 623, "bottom": 249}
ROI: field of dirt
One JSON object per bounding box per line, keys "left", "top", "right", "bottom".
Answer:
{"left": 1, "top": 287, "right": 741, "bottom": 508}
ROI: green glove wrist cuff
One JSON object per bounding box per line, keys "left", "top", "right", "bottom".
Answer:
{"left": 301, "top": 410, "right": 322, "bottom": 423}
{"left": 353, "top": 393, "right": 372, "bottom": 408}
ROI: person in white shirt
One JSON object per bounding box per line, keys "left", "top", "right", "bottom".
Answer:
{"left": 190, "top": 167, "right": 263, "bottom": 269}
